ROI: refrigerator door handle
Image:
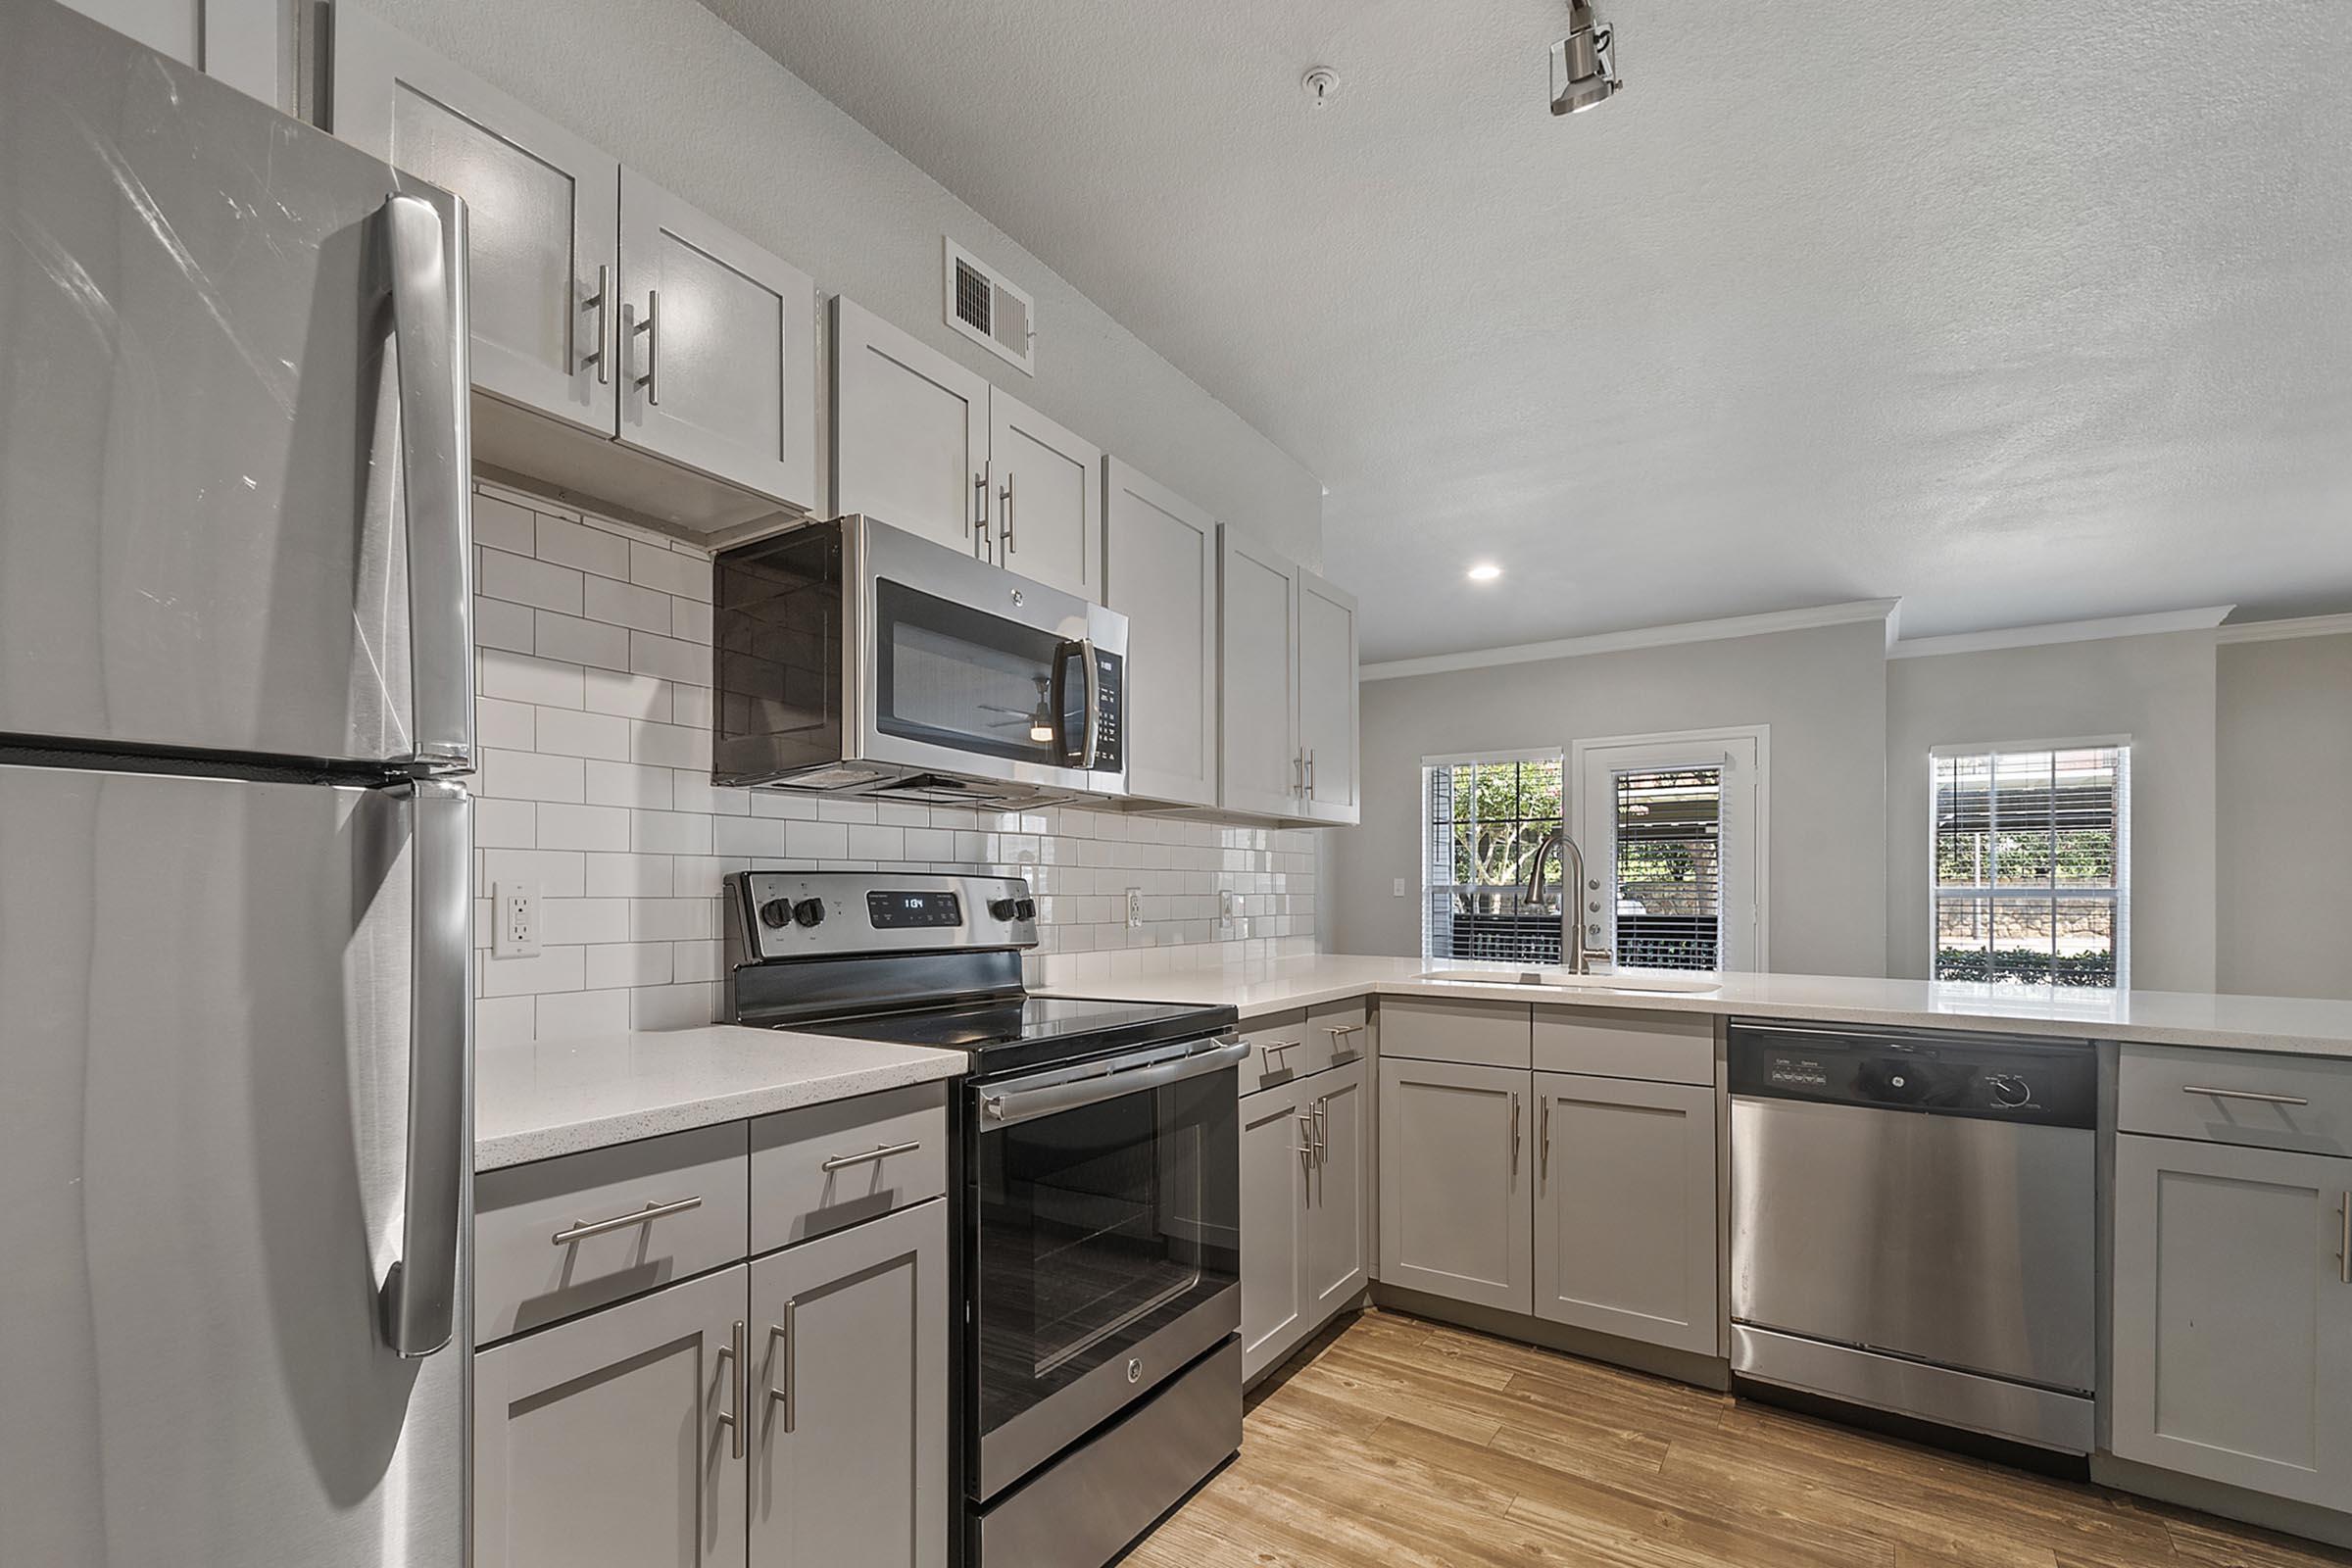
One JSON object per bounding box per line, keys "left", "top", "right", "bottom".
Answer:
{"left": 382, "top": 193, "right": 474, "bottom": 773}
{"left": 380, "top": 779, "right": 471, "bottom": 1357}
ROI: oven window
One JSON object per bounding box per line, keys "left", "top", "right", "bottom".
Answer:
{"left": 974, "top": 1069, "right": 1239, "bottom": 1439}
{"left": 874, "top": 579, "right": 1082, "bottom": 766}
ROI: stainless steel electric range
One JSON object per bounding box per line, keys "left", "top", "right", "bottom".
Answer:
{"left": 724, "top": 870, "right": 1244, "bottom": 1568}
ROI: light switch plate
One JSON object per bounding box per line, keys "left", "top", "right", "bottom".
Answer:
{"left": 494, "top": 881, "right": 539, "bottom": 959}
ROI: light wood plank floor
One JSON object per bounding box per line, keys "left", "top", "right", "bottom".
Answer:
{"left": 1125, "top": 1311, "right": 2352, "bottom": 1568}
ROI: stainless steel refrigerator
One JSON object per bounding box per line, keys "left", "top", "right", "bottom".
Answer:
{"left": 0, "top": 2, "right": 474, "bottom": 1563}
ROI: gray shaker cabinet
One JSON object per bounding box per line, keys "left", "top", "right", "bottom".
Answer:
{"left": 1532, "top": 1071, "right": 1719, "bottom": 1356}
{"left": 62, "top": 0, "right": 284, "bottom": 107}
{"left": 2110, "top": 1134, "right": 2352, "bottom": 1509}
{"left": 1305, "top": 1059, "right": 1371, "bottom": 1319}
{"left": 1216, "top": 527, "right": 1301, "bottom": 820}
{"left": 1377, "top": 1055, "right": 1533, "bottom": 1313}
{"left": 1292, "top": 566, "right": 1360, "bottom": 824}
{"left": 473, "top": 1264, "right": 750, "bottom": 1568}
{"left": 749, "top": 1200, "right": 948, "bottom": 1568}
{"left": 1240, "top": 1076, "right": 1312, "bottom": 1381}
{"left": 1103, "top": 459, "right": 1219, "bottom": 808}
{"left": 987, "top": 390, "right": 1102, "bottom": 600}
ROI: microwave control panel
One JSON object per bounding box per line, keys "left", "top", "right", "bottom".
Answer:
{"left": 1090, "top": 648, "right": 1124, "bottom": 773}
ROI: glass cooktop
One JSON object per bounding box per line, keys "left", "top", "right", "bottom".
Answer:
{"left": 803, "top": 994, "right": 1236, "bottom": 1079}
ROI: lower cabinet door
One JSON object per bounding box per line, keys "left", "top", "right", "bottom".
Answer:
{"left": 1532, "top": 1071, "right": 1720, "bottom": 1356}
{"left": 473, "top": 1265, "right": 749, "bottom": 1568}
{"left": 1377, "top": 1057, "right": 1533, "bottom": 1313}
{"left": 1241, "top": 1078, "right": 1312, "bottom": 1381}
{"left": 2111, "top": 1135, "right": 2352, "bottom": 1508}
{"left": 1306, "top": 1059, "right": 1370, "bottom": 1317}
{"left": 749, "top": 1200, "right": 948, "bottom": 1568}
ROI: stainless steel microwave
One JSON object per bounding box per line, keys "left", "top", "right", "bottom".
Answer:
{"left": 712, "top": 515, "right": 1128, "bottom": 807}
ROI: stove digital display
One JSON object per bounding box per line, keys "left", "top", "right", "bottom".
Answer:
{"left": 866, "top": 890, "right": 963, "bottom": 929}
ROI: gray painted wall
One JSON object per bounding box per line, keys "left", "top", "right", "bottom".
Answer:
{"left": 1322, "top": 618, "right": 1890, "bottom": 978}
{"left": 1884, "top": 631, "right": 2219, "bottom": 993}
{"left": 343, "top": 0, "right": 1324, "bottom": 566}
{"left": 2216, "top": 634, "right": 2352, "bottom": 999}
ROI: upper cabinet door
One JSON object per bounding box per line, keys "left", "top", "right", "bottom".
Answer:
{"left": 334, "top": 13, "right": 620, "bottom": 436}
{"left": 1104, "top": 460, "right": 1217, "bottom": 808}
{"left": 616, "top": 170, "right": 816, "bottom": 512}
{"left": 1294, "top": 566, "right": 1359, "bottom": 824}
{"left": 833, "top": 297, "right": 990, "bottom": 559}
{"left": 988, "top": 391, "right": 1102, "bottom": 600}
{"left": 1218, "top": 528, "right": 1300, "bottom": 819}
{"left": 60, "top": 0, "right": 282, "bottom": 106}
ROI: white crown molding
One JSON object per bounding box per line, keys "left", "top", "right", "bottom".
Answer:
{"left": 1360, "top": 599, "right": 1902, "bottom": 683}
{"left": 1886, "top": 606, "right": 2234, "bottom": 661}
{"left": 2215, "top": 612, "right": 2352, "bottom": 645}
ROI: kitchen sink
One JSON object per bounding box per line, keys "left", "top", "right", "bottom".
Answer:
{"left": 1413, "top": 968, "right": 1721, "bottom": 996}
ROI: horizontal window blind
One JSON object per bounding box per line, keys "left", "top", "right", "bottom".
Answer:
{"left": 1612, "top": 767, "right": 1722, "bottom": 971}
{"left": 1932, "top": 744, "right": 2129, "bottom": 987}
{"left": 1423, "top": 755, "right": 1563, "bottom": 964}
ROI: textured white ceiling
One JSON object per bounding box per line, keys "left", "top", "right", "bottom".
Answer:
{"left": 699, "top": 0, "right": 2352, "bottom": 662}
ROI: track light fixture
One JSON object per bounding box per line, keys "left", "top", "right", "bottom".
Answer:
{"left": 1551, "top": 0, "right": 1623, "bottom": 116}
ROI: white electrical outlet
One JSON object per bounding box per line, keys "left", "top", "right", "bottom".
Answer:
{"left": 494, "top": 881, "right": 539, "bottom": 959}
{"left": 1218, "top": 890, "right": 1237, "bottom": 928}
{"left": 1125, "top": 887, "right": 1145, "bottom": 929}
{"left": 1393, "top": 878, "right": 1408, "bottom": 898}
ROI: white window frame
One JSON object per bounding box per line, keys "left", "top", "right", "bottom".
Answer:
{"left": 1569, "top": 725, "right": 1771, "bottom": 973}
{"left": 1926, "top": 735, "right": 2132, "bottom": 990}
{"left": 1420, "top": 748, "right": 1567, "bottom": 965}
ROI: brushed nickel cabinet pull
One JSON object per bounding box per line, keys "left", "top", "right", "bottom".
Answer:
{"left": 970, "top": 468, "right": 987, "bottom": 539}
{"left": 1312, "top": 1099, "right": 1328, "bottom": 1167}
{"left": 633, "top": 288, "right": 661, "bottom": 405}
{"left": 715, "top": 1319, "right": 745, "bottom": 1459}
{"left": 580, "top": 263, "right": 611, "bottom": 382}
{"left": 1296, "top": 1111, "right": 1315, "bottom": 1173}
{"left": 1540, "top": 1095, "right": 1551, "bottom": 1186}
{"left": 2340, "top": 1193, "right": 2350, "bottom": 1287}
{"left": 550, "top": 1196, "right": 703, "bottom": 1247}
{"left": 2181, "top": 1085, "right": 2310, "bottom": 1107}
{"left": 1510, "top": 1092, "right": 1522, "bottom": 1177}
{"left": 820, "top": 1139, "right": 922, "bottom": 1172}
{"left": 765, "top": 1310, "right": 798, "bottom": 1432}
{"left": 1001, "top": 468, "right": 1016, "bottom": 555}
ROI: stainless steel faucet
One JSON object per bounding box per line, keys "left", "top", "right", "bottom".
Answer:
{"left": 1524, "top": 826, "right": 1605, "bottom": 974}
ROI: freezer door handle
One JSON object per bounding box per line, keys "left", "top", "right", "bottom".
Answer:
{"left": 382, "top": 193, "right": 474, "bottom": 772}
{"left": 380, "top": 780, "right": 471, "bottom": 1357}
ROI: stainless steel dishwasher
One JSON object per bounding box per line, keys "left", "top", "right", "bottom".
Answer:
{"left": 1729, "top": 1021, "right": 2098, "bottom": 1453}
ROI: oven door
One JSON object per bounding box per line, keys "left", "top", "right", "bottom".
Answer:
{"left": 969, "top": 1036, "right": 1245, "bottom": 1500}
{"left": 854, "top": 517, "right": 1127, "bottom": 798}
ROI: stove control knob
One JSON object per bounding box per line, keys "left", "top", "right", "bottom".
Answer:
{"left": 1015, "top": 897, "right": 1038, "bottom": 921}
{"left": 990, "top": 897, "right": 1021, "bottom": 921}
{"left": 758, "top": 899, "right": 793, "bottom": 929}
{"left": 1989, "top": 1073, "right": 2031, "bottom": 1107}
{"left": 791, "top": 898, "right": 826, "bottom": 928}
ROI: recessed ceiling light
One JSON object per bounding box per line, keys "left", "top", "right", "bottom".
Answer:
{"left": 1467, "top": 563, "right": 1502, "bottom": 582}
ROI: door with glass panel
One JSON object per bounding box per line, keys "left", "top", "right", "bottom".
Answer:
{"left": 1573, "top": 731, "right": 1764, "bottom": 973}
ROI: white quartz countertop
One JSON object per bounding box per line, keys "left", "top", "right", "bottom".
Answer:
{"left": 1047, "top": 955, "right": 2352, "bottom": 1059}
{"left": 475, "top": 1027, "right": 964, "bottom": 1170}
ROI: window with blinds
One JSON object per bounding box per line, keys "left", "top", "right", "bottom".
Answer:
{"left": 1612, "top": 767, "right": 1724, "bottom": 970}
{"left": 1423, "top": 754, "right": 1564, "bottom": 963}
{"left": 1932, "top": 743, "right": 2130, "bottom": 987}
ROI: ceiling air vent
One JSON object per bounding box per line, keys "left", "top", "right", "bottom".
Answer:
{"left": 944, "top": 238, "right": 1035, "bottom": 375}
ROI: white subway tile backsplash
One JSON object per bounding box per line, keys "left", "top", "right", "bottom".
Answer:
{"left": 481, "top": 649, "right": 586, "bottom": 710}
{"left": 536, "top": 514, "right": 632, "bottom": 581}
{"left": 480, "top": 548, "right": 584, "bottom": 615}
{"left": 468, "top": 479, "right": 1315, "bottom": 1046}
{"left": 535, "top": 610, "right": 630, "bottom": 673}
{"left": 585, "top": 574, "right": 673, "bottom": 634}
{"left": 533, "top": 706, "right": 631, "bottom": 762}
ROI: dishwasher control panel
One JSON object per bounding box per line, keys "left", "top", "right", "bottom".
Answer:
{"left": 1729, "top": 1023, "right": 2097, "bottom": 1128}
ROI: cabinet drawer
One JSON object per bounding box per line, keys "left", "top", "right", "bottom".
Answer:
{"left": 1381, "top": 996, "right": 1533, "bottom": 1068}
{"left": 751, "top": 1083, "right": 948, "bottom": 1251}
{"left": 474, "top": 1123, "right": 750, "bottom": 1345}
{"left": 1308, "top": 998, "right": 1370, "bottom": 1067}
{"left": 2118, "top": 1045, "right": 2352, "bottom": 1156}
{"left": 1534, "top": 1005, "right": 1715, "bottom": 1086}
{"left": 1237, "top": 1009, "right": 1318, "bottom": 1095}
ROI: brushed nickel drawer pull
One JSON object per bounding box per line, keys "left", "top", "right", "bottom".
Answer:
{"left": 550, "top": 1196, "right": 703, "bottom": 1247}
{"left": 2181, "top": 1085, "right": 2310, "bottom": 1107}
{"left": 820, "top": 1139, "right": 922, "bottom": 1172}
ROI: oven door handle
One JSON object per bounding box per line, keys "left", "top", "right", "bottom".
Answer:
{"left": 979, "top": 1037, "right": 1249, "bottom": 1127}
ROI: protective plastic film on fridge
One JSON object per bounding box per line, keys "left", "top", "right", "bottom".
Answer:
{"left": 0, "top": 3, "right": 474, "bottom": 1564}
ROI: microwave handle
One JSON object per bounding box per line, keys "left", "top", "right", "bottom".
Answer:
{"left": 1055, "top": 637, "right": 1102, "bottom": 769}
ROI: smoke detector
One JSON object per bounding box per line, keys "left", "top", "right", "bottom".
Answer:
{"left": 1300, "top": 67, "right": 1341, "bottom": 107}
